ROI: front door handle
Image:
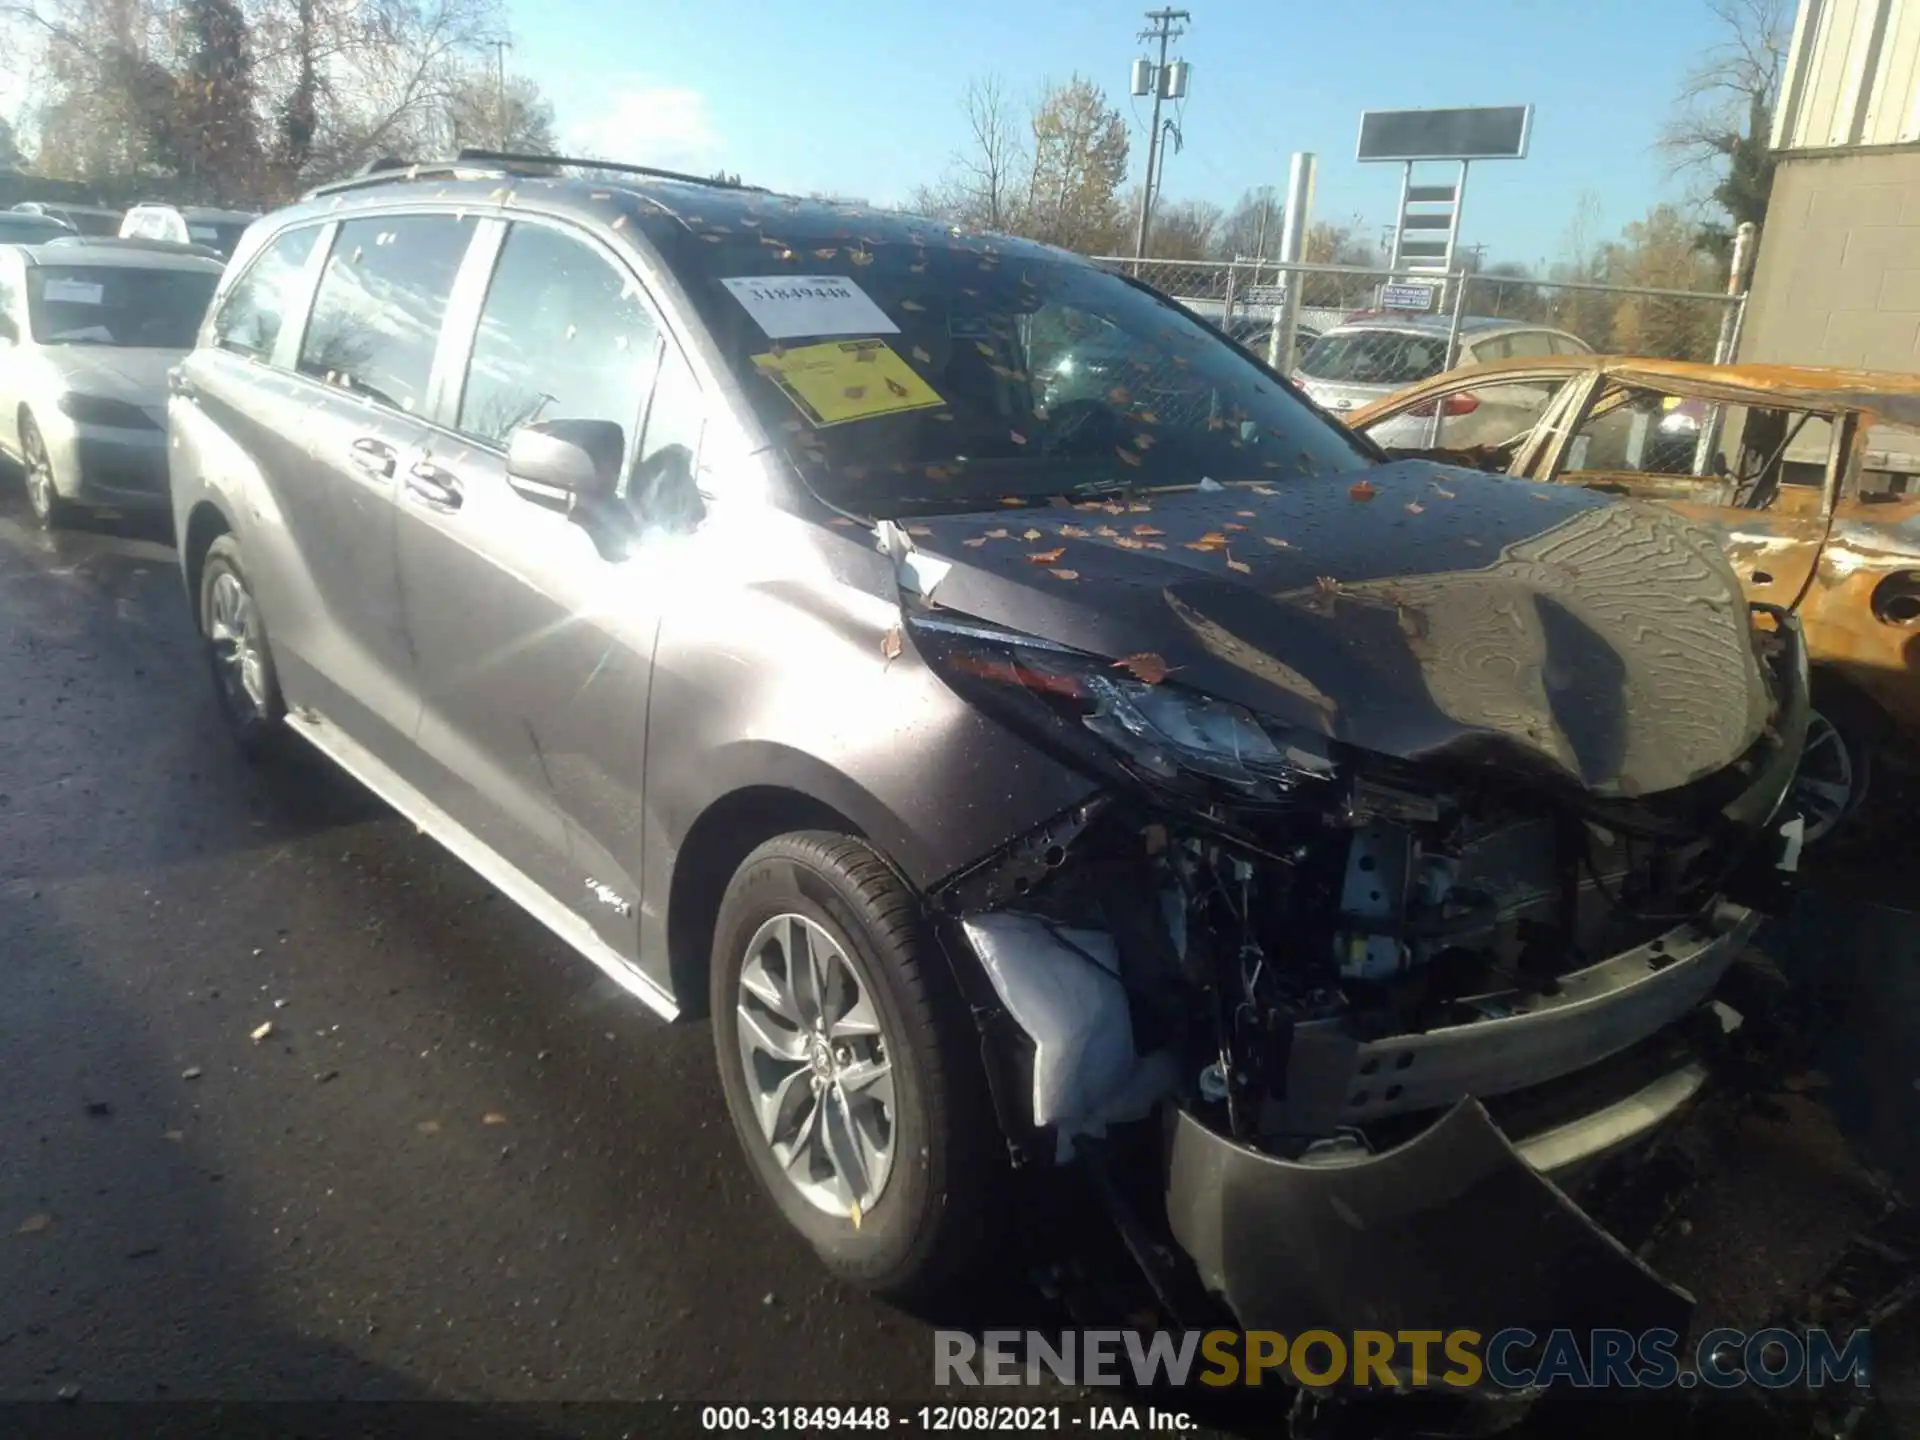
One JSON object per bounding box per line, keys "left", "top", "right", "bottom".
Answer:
{"left": 405, "top": 462, "right": 463, "bottom": 512}
{"left": 348, "top": 437, "right": 396, "bottom": 478}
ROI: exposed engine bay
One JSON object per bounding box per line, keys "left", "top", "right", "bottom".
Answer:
{"left": 917, "top": 597, "right": 1810, "bottom": 1342}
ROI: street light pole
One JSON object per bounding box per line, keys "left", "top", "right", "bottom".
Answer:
{"left": 492, "top": 38, "right": 510, "bottom": 150}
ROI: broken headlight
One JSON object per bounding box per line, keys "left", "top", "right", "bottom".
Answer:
{"left": 910, "top": 614, "right": 1338, "bottom": 803}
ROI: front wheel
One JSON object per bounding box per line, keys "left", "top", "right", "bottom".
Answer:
{"left": 198, "top": 534, "right": 287, "bottom": 758}
{"left": 710, "top": 832, "right": 1001, "bottom": 1301}
{"left": 20, "top": 415, "right": 75, "bottom": 531}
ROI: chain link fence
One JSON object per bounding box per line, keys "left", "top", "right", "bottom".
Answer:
{"left": 1090, "top": 256, "right": 1746, "bottom": 389}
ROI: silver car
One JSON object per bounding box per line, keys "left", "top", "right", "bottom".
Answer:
{"left": 1296, "top": 315, "right": 1591, "bottom": 447}
{"left": 0, "top": 239, "right": 223, "bottom": 528}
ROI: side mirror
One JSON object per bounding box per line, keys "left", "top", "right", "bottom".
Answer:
{"left": 505, "top": 418, "right": 625, "bottom": 511}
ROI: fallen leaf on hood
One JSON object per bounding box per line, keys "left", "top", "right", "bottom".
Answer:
{"left": 416, "top": 1120, "right": 441, "bottom": 1135}
{"left": 962, "top": 537, "right": 988, "bottom": 547}
{"left": 1315, "top": 575, "right": 1343, "bottom": 594}
{"left": 1183, "top": 541, "right": 1216, "bottom": 552}
{"left": 1531, "top": 491, "right": 1552, "bottom": 500}
{"left": 998, "top": 496, "right": 1025, "bottom": 506}
{"left": 1048, "top": 568, "right": 1079, "bottom": 580}
{"left": 985, "top": 527, "right": 1010, "bottom": 538}
{"left": 924, "top": 466, "right": 949, "bottom": 481}
{"left": 1226, "top": 558, "right": 1251, "bottom": 574}
{"left": 1102, "top": 501, "right": 1127, "bottom": 515}
{"left": 1132, "top": 434, "right": 1154, "bottom": 450}
{"left": 906, "top": 525, "right": 933, "bottom": 536}
{"left": 1127, "top": 501, "right": 1152, "bottom": 513}
{"left": 483, "top": 1112, "right": 509, "bottom": 1126}
{"left": 1010, "top": 430, "right": 1027, "bottom": 445}
{"left": 1197, "top": 532, "right": 1229, "bottom": 546}
{"left": 1463, "top": 538, "right": 1484, "bottom": 548}
{"left": 909, "top": 345, "right": 931, "bottom": 363}
{"left": 1236, "top": 510, "right": 1256, "bottom": 518}
{"left": 1263, "top": 535, "right": 1292, "bottom": 548}
{"left": 163, "top": 1130, "right": 184, "bottom": 1142}
{"left": 250, "top": 1021, "right": 273, "bottom": 1043}
{"left": 17, "top": 1213, "right": 51, "bottom": 1235}
{"left": 1113, "top": 536, "right": 1144, "bottom": 549}
{"left": 814, "top": 248, "right": 838, "bottom": 259}
{"left": 1113, "top": 652, "right": 1171, "bottom": 684}
{"left": 974, "top": 342, "right": 995, "bottom": 358}
{"left": 1059, "top": 524, "right": 1088, "bottom": 537}
{"left": 1094, "top": 525, "right": 1120, "bottom": 538}
{"left": 1021, "top": 527, "right": 1044, "bottom": 540}
{"left": 932, "top": 413, "right": 954, "bottom": 422}
{"left": 1028, "top": 547, "right": 1067, "bottom": 564}
{"left": 1249, "top": 483, "right": 1279, "bottom": 495}
{"left": 900, "top": 299, "right": 925, "bottom": 311}
{"left": 1432, "top": 485, "right": 1456, "bottom": 499}
{"left": 1136, "top": 410, "right": 1159, "bottom": 424}
{"left": 1115, "top": 447, "right": 1143, "bottom": 467}
{"left": 1348, "top": 480, "right": 1377, "bottom": 502}
{"left": 1142, "top": 541, "right": 1167, "bottom": 550}
{"left": 849, "top": 248, "right": 873, "bottom": 265}
{"left": 1224, "top": 522, "right": 1246, "bottom": 532}
{"left": 881, "top": 626, "right": 903, "bottom": 662}
{"left": 1405, "top": 501, "right": 1425, "bottom": 514}
{"left": 1108, "top": 386, "right": 1131, "bottom": 404}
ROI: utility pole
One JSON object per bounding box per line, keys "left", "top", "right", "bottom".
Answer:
{"left": 1130, "top": 7, "right": 1190, "bottom": 260}
{"left": 491, "top": 38, "right": 511, "bottom": 150}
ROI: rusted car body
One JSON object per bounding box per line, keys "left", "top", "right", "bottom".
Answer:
{"left": 1347, "top": 356, "right": 1920, "bottom": 839}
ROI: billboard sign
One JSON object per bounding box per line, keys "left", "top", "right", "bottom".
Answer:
{"left": 1357, "top": 105, "right": 1533, "bottom": 162}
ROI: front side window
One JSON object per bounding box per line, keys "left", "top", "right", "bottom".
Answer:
{"left": 298, "top": 213, "right": 476, "bottom": 415}
{"left": 212, "top": 225, "right": 319, "bottom": 361}
{"left": 456, "top": 221, "right": 661, "bottom": 447}
{"left": 662, "top": 226, "right": 1371, "bottom": 516}
{"left": 1297, "top": 329, "right": 1450, "bottom": 387}
{"left": 1366, "top": 375, "right": 1573, "bottom": 456}
{"left": 25, "top": 264, "right": 220, "bottom": 348}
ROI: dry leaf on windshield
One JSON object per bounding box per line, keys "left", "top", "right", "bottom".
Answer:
{"left": 906, "top": 525, "right": 933, "bottom": 536}
{"left": 813, "top": 248, "right": 838, "bottom": 260}
{"left": 974, "top": 342, "right": 995, "bottom": 358}
{"left": 924, "top": 467, "right": 949, "bottom": 481}
{"left": 1197, "top": 532, "right": 1228, "bottom": 546}
{"left": 911, "top": 346, "right": 932, "bottom": 363}
{"left": 17, "top": 1213, "right": 51, "bottom": 1235}
{"left": 1113, "top": 652, "right": 1171, "bottom": 684}
{"left": 985, "top": 528, "right": 1010, "bottom": 539}
{"left": 900, "top": 299, "right": 925, "bottom": 311}
{"left": 1464, "top": 537, "right": 1484, "bottom": 548}
{"left": 1049, "top": 569, "right": 1079, "bottom": 581}
{"left": 1263, "top": 535, "right": 1292, "bottom": 548}
{"left": 1224, "top": 522, "right": 1246, "bottom": 532}
{"left": 1236, "top": 510, "right": 1256, "bottom": 518}
{"left": 1010, "top": 430, "right": 1027, "bottom": 445}
{"left": 1094, "top": 525, "right": 1120, "bottom": 538}
{"left": 1115, "top": 448, "right": 1143, "bottom": 467}
{"left": 881, "top": 627, "right": 903, "bottom": 662}
{"left": 1349, "top": 480, "right": 1377, "bottom": 502}
{"left": 1114, "top": 536, "right": 1144, "bottom": 549}
{"left": 963, "top": 537, "right": 988, "bottom": 547}
{"left": 1433, "top": 485, "right": 1456, "bottom": 499}
{"left": 1133, "top": 434, "right": 1154, "bottom": 449}
{"left": 1022, "top": 528, "right": 1043, "bottom": 541}
{"left": 1136, "top": 410, "right": 1159, "bottom": 424}
{"left": 1028, "top": 547, "right": 1067, "bottom": 564}
{"left": 849, "top": 249, "right": 873, "bottom": 266}
{"left": 1133, "top": 524, "right": 1163, "bottom": 536}
{"left": 1227, "top": 558, "right": 1251, "bottom": 574}
{"left": 1405, "top": 501, "right": 1426, "bottom": 514}
{"left": 1108, "top": 386, "right": 1132, "bottom": 404}
{"left": 1142, "top": 541, "right": 1167, "bottom": 550}
{"left": 1249, "top": 483, "right": 1279, "bottom": 495}
{"left": 1059, "top": 525, "right": 1089, "bottom": 537}
{"left": 484, "top": 1112, "right": 509, "bottom": 1126}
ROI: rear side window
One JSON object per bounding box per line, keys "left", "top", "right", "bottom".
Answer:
{"left": 298, "top": 214, "right": 476, "bottom": 415}
{"left": 1503, "top": 331, "right": 1554, "bottom": 359}
{"left": 455, "top": 221, "right": 661, "bottom": 447}
{"left": 211, "top": 225, "right": 319, "bottom": 361}
{"left": 1298, "top": 330, "right": 1449, "bottom": 385}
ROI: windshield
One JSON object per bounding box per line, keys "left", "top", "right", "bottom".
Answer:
{"left": 1298, "top": 329, "right": 1451, "bottom": 386}
{"left": 26, "top": 264, "right": 219, "bottom": 348}
{"left": 0, "top": 216, "right": 74, "bottom": 246}
{"left": 666, "top": 225, "right": 1372, "bottom": 515}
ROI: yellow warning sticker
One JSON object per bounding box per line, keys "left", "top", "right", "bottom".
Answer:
{"left": 752, "top": 339, "right": 945, "bottom": 428}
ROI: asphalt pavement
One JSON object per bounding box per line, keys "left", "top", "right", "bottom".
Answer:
{"left": 1, "top": 479, "right": 1918, "bottom": 1435}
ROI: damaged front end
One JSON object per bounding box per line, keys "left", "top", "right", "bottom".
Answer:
{"left": 917, "top": 601, "right": 1811, "bottom": 1345}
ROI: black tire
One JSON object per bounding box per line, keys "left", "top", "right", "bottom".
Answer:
{"left": 1795, "top": 676, "right": 1882, "bottom": 848}
{"left": 19, "top": 414, "right": 75, "bottom": 531}
{"left": 198, "top": 534, "right": 287, "bottom": 758}
{"left": 710, "top": 831, "right": 1001, "bottom": 1302}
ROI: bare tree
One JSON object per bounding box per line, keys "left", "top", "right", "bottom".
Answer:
{"left": 1660, "top": 0, "right": 1790, "bottom": 252}
{"left": 1212, "top": 185, "right": 1280, "bottom": 260}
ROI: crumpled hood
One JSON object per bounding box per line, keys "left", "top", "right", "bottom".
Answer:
{"left": 39, "top": 347, "right": 180, "bottom": 418}
{"left": 898, "top": 461, "right": 1772, "bottom": 798}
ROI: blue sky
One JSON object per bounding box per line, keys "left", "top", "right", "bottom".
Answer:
{"left": 514, "top": 0, "right": 1735, "bottom": 268}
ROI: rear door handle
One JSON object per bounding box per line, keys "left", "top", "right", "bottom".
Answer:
{"left": 405, "top": 462, "right": 463, "bottom": 512}
{"left": 348, "top": 437, "right": 396, "bottom": 478}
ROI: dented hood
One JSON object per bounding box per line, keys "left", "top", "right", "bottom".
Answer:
{"left": 903, "top": 461, "right": 1772, "bottom": 798}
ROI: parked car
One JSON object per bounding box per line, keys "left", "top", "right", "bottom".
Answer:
{"left": 119, "top": 203, "right": 259, "bottom": 259}
{"left": 1295, "top": 314, "right": 1591, "bottom": 432}
{"left": 46, "top": 234, "right": 226, "bottom": 263}
{"left": 0, "top": 239, "right": 224, "bottom": 527}
{"left": 1348, "top": 353, "right": 1920, "bottom": 843}
{"left": 167, "top": 153, "right": 1808, "bottom": 1352}
{"left": 12, "top": 200, "right": 124, "bottom": 237}
{"left": 0, "top": 211, "right": 77, "bottom": 246}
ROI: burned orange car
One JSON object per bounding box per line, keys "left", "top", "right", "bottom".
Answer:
{"left": 1347, "top": 355, "right": 1920, "bottom": 842}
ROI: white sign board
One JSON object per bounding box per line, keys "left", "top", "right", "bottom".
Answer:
{"left": 720, "top": 275, "right": 898, "bottom": 339}
{"left": 1242, "top": 286, "right": 1287, "bottom": 305}
{"left": 1381, "top": 282, "right": 1437, "bottom": 312}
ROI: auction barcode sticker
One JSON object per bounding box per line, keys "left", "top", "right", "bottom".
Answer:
{"left": 721, "top": 275, "right": 899, "bottom": 339}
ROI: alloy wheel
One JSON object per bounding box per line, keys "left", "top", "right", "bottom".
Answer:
{"left": 735, "top": 912, "right": 896, "bottom": 1219}
{"left": 207, "top": 569, "right": 268, "bottom": 715}
{"left": 1791, "top": 710, "right": 1858, "bottom": 844}
{"left": 21, "top": 422, "right": 56, "bottom": 523}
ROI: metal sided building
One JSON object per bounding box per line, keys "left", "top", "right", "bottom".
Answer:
{"left": 1739, "top": 0, "right": 1920, "bottom": 370}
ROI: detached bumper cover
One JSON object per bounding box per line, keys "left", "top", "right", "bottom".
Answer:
{"left": 1165, "top": 1096, "right": 1694, "bottom": 1340}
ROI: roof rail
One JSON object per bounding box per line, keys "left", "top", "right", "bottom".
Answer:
{"left": 302, "top": 159, "right": 509, "bottom": 199}
{"left": 454, "top": 148, "right": 767, "bottom": 192}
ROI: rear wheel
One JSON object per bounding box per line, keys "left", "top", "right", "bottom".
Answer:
{"left": 198, "top": 534, "right": 287, "bottom": 758}
{"left": 20, "top": 416, "right": 74, "bottom": 531}
{"left": 710, "top": 831, "right": 1000, "bottom": 1301}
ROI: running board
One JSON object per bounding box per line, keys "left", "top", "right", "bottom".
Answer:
{"left": 283, "top": 708, "right": 679, "bottom": 1022}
